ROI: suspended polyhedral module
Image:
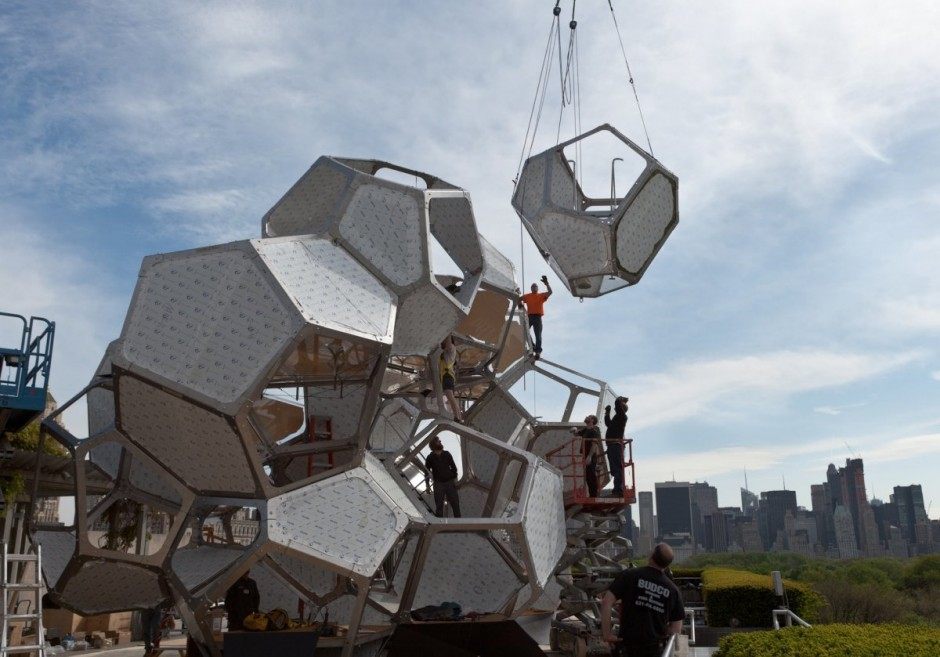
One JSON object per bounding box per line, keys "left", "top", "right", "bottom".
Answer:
{"left": 512, "top": 123, "right": 679, "bottom": 298}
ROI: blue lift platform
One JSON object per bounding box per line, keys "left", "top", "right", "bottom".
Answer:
{"left": 0, "top": 312, "right": 55, "bottom": 435}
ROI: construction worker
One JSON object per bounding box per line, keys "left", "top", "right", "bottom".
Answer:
{"left": 600, "top": 543, "right": 685, "bottom": 657}
{"left": 604, "top": 397, "right": 628, "bottom": 496}
{"left": 571, "top": 415, "right": 602, "bottom": 497}
{"left": 425, "top": 436, "right": 461, "bottom": 518}
{"left": 224, "top": 570, "right": 260, "bottom": 631}
{"left": 520, "top": 275, "right": 552, "bottom": 358}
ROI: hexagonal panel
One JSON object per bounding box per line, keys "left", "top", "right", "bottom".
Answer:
{"left": 113, "top": 241, "right": 305, "bottom": 413}
{"left": 117, "top": 373, "right": 260, "bottom": 495}
{"left": 522, "top": 463, "right": 566, "bottom": 586}
{"left": 56, "top": 561, "right": 166, "bottom": 615}
{"left": 267, "top": 467, "right": 415, "bottom": 578}
{"left": 404, "top": 532, "right": 523, "bottom": 613}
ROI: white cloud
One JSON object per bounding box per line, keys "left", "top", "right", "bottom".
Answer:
{"left": 619, "top": 349, "right": 919, "bottom": 430}
{"left": 932, "top": 371, "right": 940, "bottom": 382}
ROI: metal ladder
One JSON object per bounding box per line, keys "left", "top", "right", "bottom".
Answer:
{"left": 1, "top": 542, "right": 45, "bottom": 656}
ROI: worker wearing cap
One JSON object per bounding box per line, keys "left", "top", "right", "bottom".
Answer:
{"left": 520, "top": 275, "right": 552, "bottom": 358}
{"left": 425, "top": 436, "right": 461, "bottom": 518}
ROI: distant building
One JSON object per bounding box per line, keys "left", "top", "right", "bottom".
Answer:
{"left": 734, "top": 517, "right": 764, "bottom": 553}
{"left": 741, "top": 487, "right": 759, "bottom": 515}
{"left": 690, "top": 482, "right": 719, "bottom": 550}
{"left": 34, "top": 497, "right": 60, "bottom": 525}
{"left": 833, "top": 504, "right": 859, "bottom": 559}
{"left": 760, "top": 490, "right": 797, "bottom": 550}
{"left": 637, "top": 490, "right": 655, "bottom": 554}
{"left": 810, "top": 483, "right": 833, "bottom": 550}
{"left": 893, "top": 485, "right": 928, "bottom": 546}
{"left": 887, "top": 525, "right": 909, "bottom": 558}
{"left": 656, "top": 482, "right": 693, "bottom": 541}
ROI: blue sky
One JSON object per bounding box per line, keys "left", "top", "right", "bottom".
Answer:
{"left": 2, "top": 1, "right": 939, "bottom": 514}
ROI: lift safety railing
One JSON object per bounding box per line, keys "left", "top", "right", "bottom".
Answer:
{"left": 0, "top": 312, "right": 55, "bottom": 410}
{"left": 772, "top": 608, "right": 811, "bottom": 630}
{"left": 544, "top": 434, "right": 636, "bottom": 506}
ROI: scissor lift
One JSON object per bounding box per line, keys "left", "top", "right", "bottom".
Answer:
{"left": 0, "top": 313, "right": 55, "bottom": 436}
{"left": 545, "top": 436, "right": 637, "bottom": 656}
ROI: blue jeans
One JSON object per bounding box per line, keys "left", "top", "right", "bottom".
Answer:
{"left": 528, "top": 314, "right": 543, "bottom": 353}
{"left": 606, "top": 442, "right": 624, "bottom": 494}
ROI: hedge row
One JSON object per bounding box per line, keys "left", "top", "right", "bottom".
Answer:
{"left": 702, "top": 568, "right": 824, "bottom": 628}
{"left": 715, "top": 624, "right": 940, "bottom": 657}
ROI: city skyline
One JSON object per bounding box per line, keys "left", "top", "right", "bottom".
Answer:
{"left": 633, "top": 455, "right": 938, "bottom": 561}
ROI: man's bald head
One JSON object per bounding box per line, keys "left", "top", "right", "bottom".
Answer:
{"left": 649, "top": 543, "right": 674, "bottom": 570}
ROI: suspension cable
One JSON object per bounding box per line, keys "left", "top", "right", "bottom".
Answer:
{"left": 514, "top": 8, "right": 561, "bottom": 186}
{"left": 607, "top": 0, "right": 655, "bottom": 157}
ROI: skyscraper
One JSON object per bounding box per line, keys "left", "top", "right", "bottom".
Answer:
{"left": 741, "top": 487, "right": 759, "bottom": 515}
{"left": 656, "top": 481, "right": 693, "bottom": 539}
{"left": 833, "top": 504, "right": 859, "bottom": 559}
{"left": 810, "top": 483, "right": 833, "bottom": 550}
{"left": 759, "top": 490, "right": 797, "bottom": 550}
{"left": 840, "top": 458, "right": 878, "bottom": 554}
{"left": 690, "top": 482, "right": 719, "bottom": 549}
{"left": 894, "top": 485, "right": 929, "bottom": 545}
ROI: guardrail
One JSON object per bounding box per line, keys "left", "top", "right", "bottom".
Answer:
{"left": 772, "top": 608, "right": 811, "bottom": 630}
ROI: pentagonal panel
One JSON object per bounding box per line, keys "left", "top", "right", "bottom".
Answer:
{"left": 539, "top": 212, "right": 610, "bottom": 279}
{"left": 479, "top": 236, "right": 518, "bottom": 295}
{"left": 117, "top": 374, "right": 258, "bottom": 495}
{"left": 115, "top": 242, "right": 303, "bottom": 412}
{"left": 34, "top": 530, "right": 75, "bottom": 589}
{"left": 254, "top": 236, "right": 396, "bottom": 343}
{"left": 172, "top": 545, "right": 246, "bottom": 592}
{"left": 339, "top": 183, "right": 426, "bottom": 288}
{"left": 522, "top": 464, "right": 566, "bottom": 586}
{"left": 262, "top": 157, "right": 354, "bottom": 237}
{"left": 407, "top": 532, "right": 522, "bottom": 613}
{"left": 467, "top": 387, "right": 530, "bottom": 443}
{"left": 615, "top": 172, "right": 676, "bottom": 273}
{"left": 427, "top": 193, "right": 484, "bottom": 279}
{"left": 369, "top": 399, "right": 419, "bottom": 455}
{"left": 58, "top": 561, "right": 165, "bottom": 615}
{"left": 393, "top": 283, "right": 463, "bottom": 356}
{"left": 267, "top": 470, "right": 411, "bottom": 577}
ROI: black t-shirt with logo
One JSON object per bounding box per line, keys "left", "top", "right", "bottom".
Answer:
{"left": 608, "top": 566, "right": 684, "bottom": 645}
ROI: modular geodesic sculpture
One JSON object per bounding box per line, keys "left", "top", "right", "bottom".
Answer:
{"left": 512, "top": 123, "right": 679, "bottom": 298}
{"left": 30, "top": 154, "right": 643, "bottom": 657}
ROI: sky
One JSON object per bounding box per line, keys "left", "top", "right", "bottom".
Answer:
{"left": 2, "top": 1, "right": 939, "bottom": 516}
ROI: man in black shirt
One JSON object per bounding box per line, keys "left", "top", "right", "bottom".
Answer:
{"left": 601, "top": 543, "right": 684, "bottom": 656}
{"left": 224, "top": 570, "right": 260, "bottom": 631}
{"left": 572, "top": 415, "right": 602, "bottom": 497}
{"left": 425, "top": 436, "right": 461, "bottom": 518}
{"left": 604, "top": 397, "right": 628, "bottom": 496}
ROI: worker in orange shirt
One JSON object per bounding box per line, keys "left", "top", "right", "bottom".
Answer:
{"left": 520, "top": 275, "right": 552, "bottom": 359}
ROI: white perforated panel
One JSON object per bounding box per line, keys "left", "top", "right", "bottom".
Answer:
{"left": 255, "top": 237, "right": 395, "bottom": 342}
{"left": 129, "top": 456, "right": 183, "bottom": 505}
{"left": 305, "top": 383, "right": 368, "bottom": 444}
{"left": 268, "top": 472, "right": 408, "bottom": 577}
{"left": 467, "top": 440, "right": 500, "bottom": 487}
{"left": 58, "top": 561, "right": 165, "bottom": 614}
{"left": 616, "top": 172, "right": 675, "bottom": 273}
{"left": 361, "top": 452, "right": 424, "bottom": 520}
{"left": 87, "top": 387, "right": 115, "bottom": 436}
{"left": 339, "top": 184, "right": 425, "bottom": 288}
{"left": 514, "top": 154, "right": 547, "bottom": 220}
{"left": 548, "top": 154, "right": 579, "bottom": 210}
{"left": 479, "top": 236, "right": 518, "bottom": 294}
{"left": 35, "top": 530, "right": 75, "bottom": 588}
{"left": 410, "top": 532, "right": 521, "bottom": 613}
{"left": 119, "top": 245, "right": 302, "bottom": 409}
{"left": 539, "top": 213, "right": 610, "bottom": 279}
{"left": 118, "top": 375, "right": 257, "bottom": 494}
{"left": 469, "top": 390, "right": 528, "bottom": 443}
{"left": 428, "top": 194, "right": 484, "bottom": 275}
{"left": 522, "top": 464, "right": 566, "bottom": 586}
{"left": 172, "top": 545, "right": 245, "bottom": 591}
{"left": 369, "top": 399, "right": 418, "bottom": 454}
{"left": 269, "top": 550, "right": 339, "bottom": 598}
{"left": 263, "top": 159, "right": 352, "bottom": 238}
{"left": 392, "top": 284, "right": 463, "bottom": 356}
